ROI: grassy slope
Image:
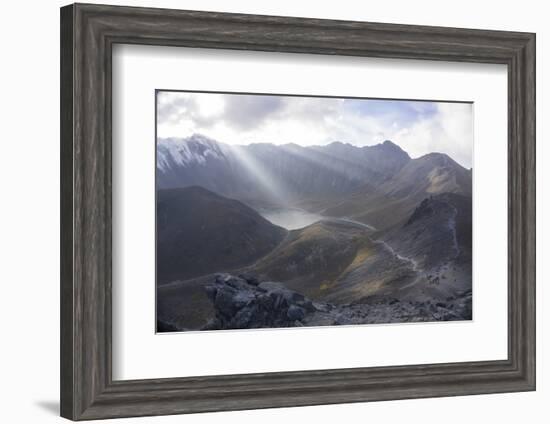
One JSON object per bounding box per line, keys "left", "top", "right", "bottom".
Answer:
{"left": 248, "top": 221, "right": 369, "bottom": 299}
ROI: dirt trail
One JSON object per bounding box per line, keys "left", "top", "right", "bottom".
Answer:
{"left": 322, "top": 217, "right": 420, "bottom": 273}
{"left": 373, "top": 239, "right": 420, "bottom": 272}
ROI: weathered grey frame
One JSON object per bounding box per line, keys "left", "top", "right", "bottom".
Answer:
{"left": 60, "top": 3, "right": 536, "bottom": 421}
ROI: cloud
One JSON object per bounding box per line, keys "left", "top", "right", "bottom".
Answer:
{"left": 390, "top": 103, "right": 473, "bottom": 168}
{"left": 223, "top": 95, "right": 285, "bottom": 130}
{"left": 157, "top": 91, "right": 473, "bottom": 168}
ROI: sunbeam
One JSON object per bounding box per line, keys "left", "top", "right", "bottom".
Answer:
{"left": 278, "top": 143, "right": 366, "bottom": 180}
{"left": 229, "top": 144, "right": 290, "bottom": 206}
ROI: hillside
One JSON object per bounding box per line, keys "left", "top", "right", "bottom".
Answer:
{"left": 317, "top": 152, "right": 472, "bottom": 230}
{"left": 245, "top": 220, "right": 374, "bottom": 299}
{"left": 157, "top": 186, "right": 287, "bottom": 284}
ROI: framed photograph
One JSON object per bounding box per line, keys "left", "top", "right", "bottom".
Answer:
{"left": 60, "top": 3, "right": 536, "bottom": 420}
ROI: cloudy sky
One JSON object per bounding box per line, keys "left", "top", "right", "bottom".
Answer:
{"left": 157, "top": 91, "right": 473, "bottom": 168}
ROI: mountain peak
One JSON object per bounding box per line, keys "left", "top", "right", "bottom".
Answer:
{"left": 378, "top": 139, "right": 406, "bottom": 153}
{"left": 416, "top": 152, "right": 463, "bottom": 169}
{"left": 323, "top": 141, "right": 354, "bottom": 150}
{"left": 157, "top": 134, "right": 226, "bottom": 171}
{"left": 187, "top": 133, "right": 221, "bottom": 146}
{"left": 362, "top": 139, "right": 410, "bottom": 164}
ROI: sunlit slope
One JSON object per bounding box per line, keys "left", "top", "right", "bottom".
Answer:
{"left": 247, "top": 221, "right": 372, "bottom": 299}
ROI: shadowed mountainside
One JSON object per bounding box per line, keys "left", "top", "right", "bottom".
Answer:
{"left": 157, "top": 186, "right": 287, "bottom": 284}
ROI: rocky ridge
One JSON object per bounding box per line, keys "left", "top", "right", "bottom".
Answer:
{"left": 200, "top": 274, "right": 472, "bottom": 331}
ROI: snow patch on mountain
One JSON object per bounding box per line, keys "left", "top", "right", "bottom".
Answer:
{"left": 157, "top": 135, "right": 225, "bottom": 171}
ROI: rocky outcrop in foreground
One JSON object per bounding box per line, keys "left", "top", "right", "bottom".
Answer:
{"left": 202, "top": 274, "right": 472, "bottom": 330}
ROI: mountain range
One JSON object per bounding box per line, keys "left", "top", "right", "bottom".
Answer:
{"left": 158, "top": 134, "right": 470, "bottom": 226}
{"left": 156, "top": 134, "right": 472, "bottom": 331}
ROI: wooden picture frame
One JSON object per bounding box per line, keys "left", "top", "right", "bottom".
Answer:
{"left": 60, "top": 3, "right": 535, "bottom": 420}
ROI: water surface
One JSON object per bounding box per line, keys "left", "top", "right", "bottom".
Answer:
{"left": 257, "top": 207, "right": 324, "bottom": 230}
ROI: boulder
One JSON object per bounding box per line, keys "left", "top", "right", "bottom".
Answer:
{"left": 287, "top": 305, "right": 306, "bottom": 321}
{"left": 203, "top": 275, "right": 315, "bottom": 330}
